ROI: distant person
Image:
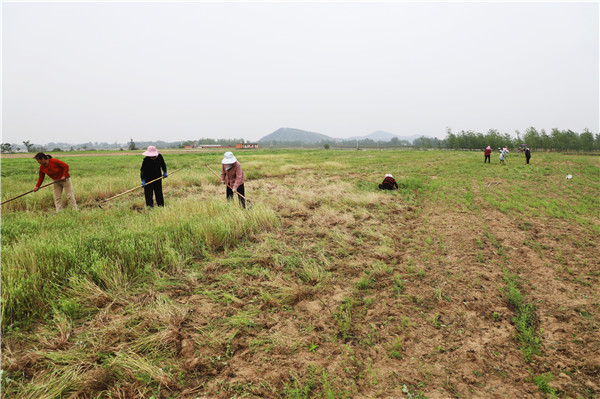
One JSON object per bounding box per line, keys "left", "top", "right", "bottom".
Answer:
{"left": 140, "top": 146, "right": 167, "bottom": 207}
{"left": 484, "top": 146, "right": 492, "bottom": 163}
{"left": 33, "top": 152, "right": 78, "bottom": 212}
{"left": 499, "top": 148, "right": 509, "bottom": 165}
{"left": 220, "top": 151, "right": 246, "bottom": 208}
{"left": 379, "top": 174, "right": 398, "bottom": 190}
{"left": 525, "top": 148, "right": 531, "bottom": 164}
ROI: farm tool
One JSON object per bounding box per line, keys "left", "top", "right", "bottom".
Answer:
{"left": 97, "top": 168, "right": 182, "bottom": 208}
{"left": 1, "top": 180, "right": 61, "bottom": 206}
{"left": 205, "top": 165, "right": 253, "bottom": 208}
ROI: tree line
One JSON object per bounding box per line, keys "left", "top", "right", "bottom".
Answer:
{"left": 421, "top": 127, "right": 599, "bottom": 152}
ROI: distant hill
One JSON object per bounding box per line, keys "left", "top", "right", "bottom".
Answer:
{"left": 354, "top": 130, "right": 398, "bottom": 141}
{"left": 259, "top": 128, "right": 333, "bottom": 144}
{"left": 344, "top": 131, "right": 430, "bottom": 143}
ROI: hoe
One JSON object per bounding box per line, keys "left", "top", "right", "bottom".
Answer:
{"left": 205, "top": 165, "right": 253, "bottom": 208}
{"left": 97, "top": 168, "right": 182, "bottom": 209}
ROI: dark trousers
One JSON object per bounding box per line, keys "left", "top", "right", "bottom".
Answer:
{"left": 526, "top": 156, "right": 531, "bottom": 164}
{"left": 379, "top": 184, "right": 394, "bottom": 190}
{"left": 484, "top": 155, "right": 490, "bottom": 163}
{"left": 144, "top": 180, "right": 164, "bottom": 207}
{"left": 226, "top": 183, "right": 245, "bottom": 208}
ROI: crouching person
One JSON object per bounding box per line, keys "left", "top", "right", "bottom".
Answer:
{"left": 378, "top": 174, "right": 398, "bottom": 190}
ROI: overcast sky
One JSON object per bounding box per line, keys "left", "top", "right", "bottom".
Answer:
{"left": 2, "top": 1, "right": 598, "bottom": 145}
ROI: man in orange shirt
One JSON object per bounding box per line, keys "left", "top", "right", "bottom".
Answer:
{"left": 33, "top": 152, "right": 78, "bottom": 211}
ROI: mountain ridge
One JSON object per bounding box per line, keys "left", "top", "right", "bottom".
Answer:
{"left": 258, "top": 128, "right": 430, "bottom": 144}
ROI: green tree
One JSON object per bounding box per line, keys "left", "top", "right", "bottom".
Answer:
{"left": 446, "top": 132, "right": 458, "bottom": 149}
{"left": 540, "top": 129, "right": 550, "bottom": 150}
{"left": 484, "top": 129, "right": 502, "bottom": 150}
{"left": 1, "top": 143, "right": 14, "bottom": 153}
{"left": 22, "top": 140, "right": 35, "bottom": 152}
{"left": 580, "top": 129, "right": 594, "bottom": 151}
{"left": 502, "top": 133, "right": 513, "bottom": 149}
{"left": 523, "top": 127, "right": 540, "bottom": 151}
{"left": 550, "top": 128, "right": 565, "bottom": 151}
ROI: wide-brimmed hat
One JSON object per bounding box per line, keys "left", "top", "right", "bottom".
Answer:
{"left": 222, "top": 152, "right": 237, "bottom": 164}
{"left": 142, "top": 146, "right": 159, "bottom": 157}
{"left": 486, "top": 146, "right": 491, "bottom": 150}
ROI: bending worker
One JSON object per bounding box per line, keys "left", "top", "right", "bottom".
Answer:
{"left": 140, "top": 146, "right": 167, "bottom": 207}
{"left": 220, "top": 151, "right": 246, "bottom": 208}
{"left": 33, "top": 152, "right": 78, "bottom": 212}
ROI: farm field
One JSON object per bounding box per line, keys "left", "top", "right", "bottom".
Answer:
{"left": 1, "top": 149, "right": 599, "bottom": 398}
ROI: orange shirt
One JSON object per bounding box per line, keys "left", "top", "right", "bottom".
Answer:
{"left": 36, "top": 158, "right": 70, "bottom": 187}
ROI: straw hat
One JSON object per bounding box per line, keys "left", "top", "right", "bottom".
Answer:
{"left": 222, "top": 152, "right": 237, "bottom": 164}
{"left": 142, "top": 146, "right": 159, "bottom": 157}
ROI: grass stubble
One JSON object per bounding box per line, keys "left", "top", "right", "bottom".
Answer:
{"left": 1, "top": 149, "right": 599, "bottom": 398}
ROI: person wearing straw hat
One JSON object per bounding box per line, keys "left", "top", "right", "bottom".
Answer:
{"left": 220, "top": 151, "right": 246, "bottom": 208}
{"left": 32, "top": 152, "right": 78, "bottom": 212}
{"left": 378, "top": 173, "right": 398, "bottom": 190}
{"left": 484, "top": 146, "right": 492, "bottom": 163}
{"left": 140, "top": 146, "right": 167, "bottom": 207}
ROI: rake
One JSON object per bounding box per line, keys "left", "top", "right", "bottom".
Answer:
{"left": 205, "top": 164, "right": 253, "bottom": 208}
{"left": 1, "top": 180, "right": 61, "bottom": 206}
{"left": 97, "top": 168, "right": 182, "bottom": 208}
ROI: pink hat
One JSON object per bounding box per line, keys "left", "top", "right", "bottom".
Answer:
{"left": 385, "top": 174, "right": 393, "bottom": 178}
{"left": 142, "top": 146, "right": 159, "bottom": 157}
{"left": 486, "top": 146, "right": 491, "bottom": 150}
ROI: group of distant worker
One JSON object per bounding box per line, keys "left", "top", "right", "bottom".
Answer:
{"left": 483, "top": 146, "right": 531, "bottom": 165}
{"left": 32, "top": 146, "right": 245, "bottom": 212}
{"left": 32, "top": 144, "right": 533, "bottom": 211}
{"left": 377, "top": 146, "right": 532, "bottom": 191}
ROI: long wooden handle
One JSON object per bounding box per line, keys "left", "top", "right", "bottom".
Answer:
{"left": 99, "top": 168, "right": 182, "bottom": 204}
{"left": 205, "top": 165, "right": 251, "bottom": 202}
{"left": 1, "top": 180, "right": 61, "bottom": 205}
